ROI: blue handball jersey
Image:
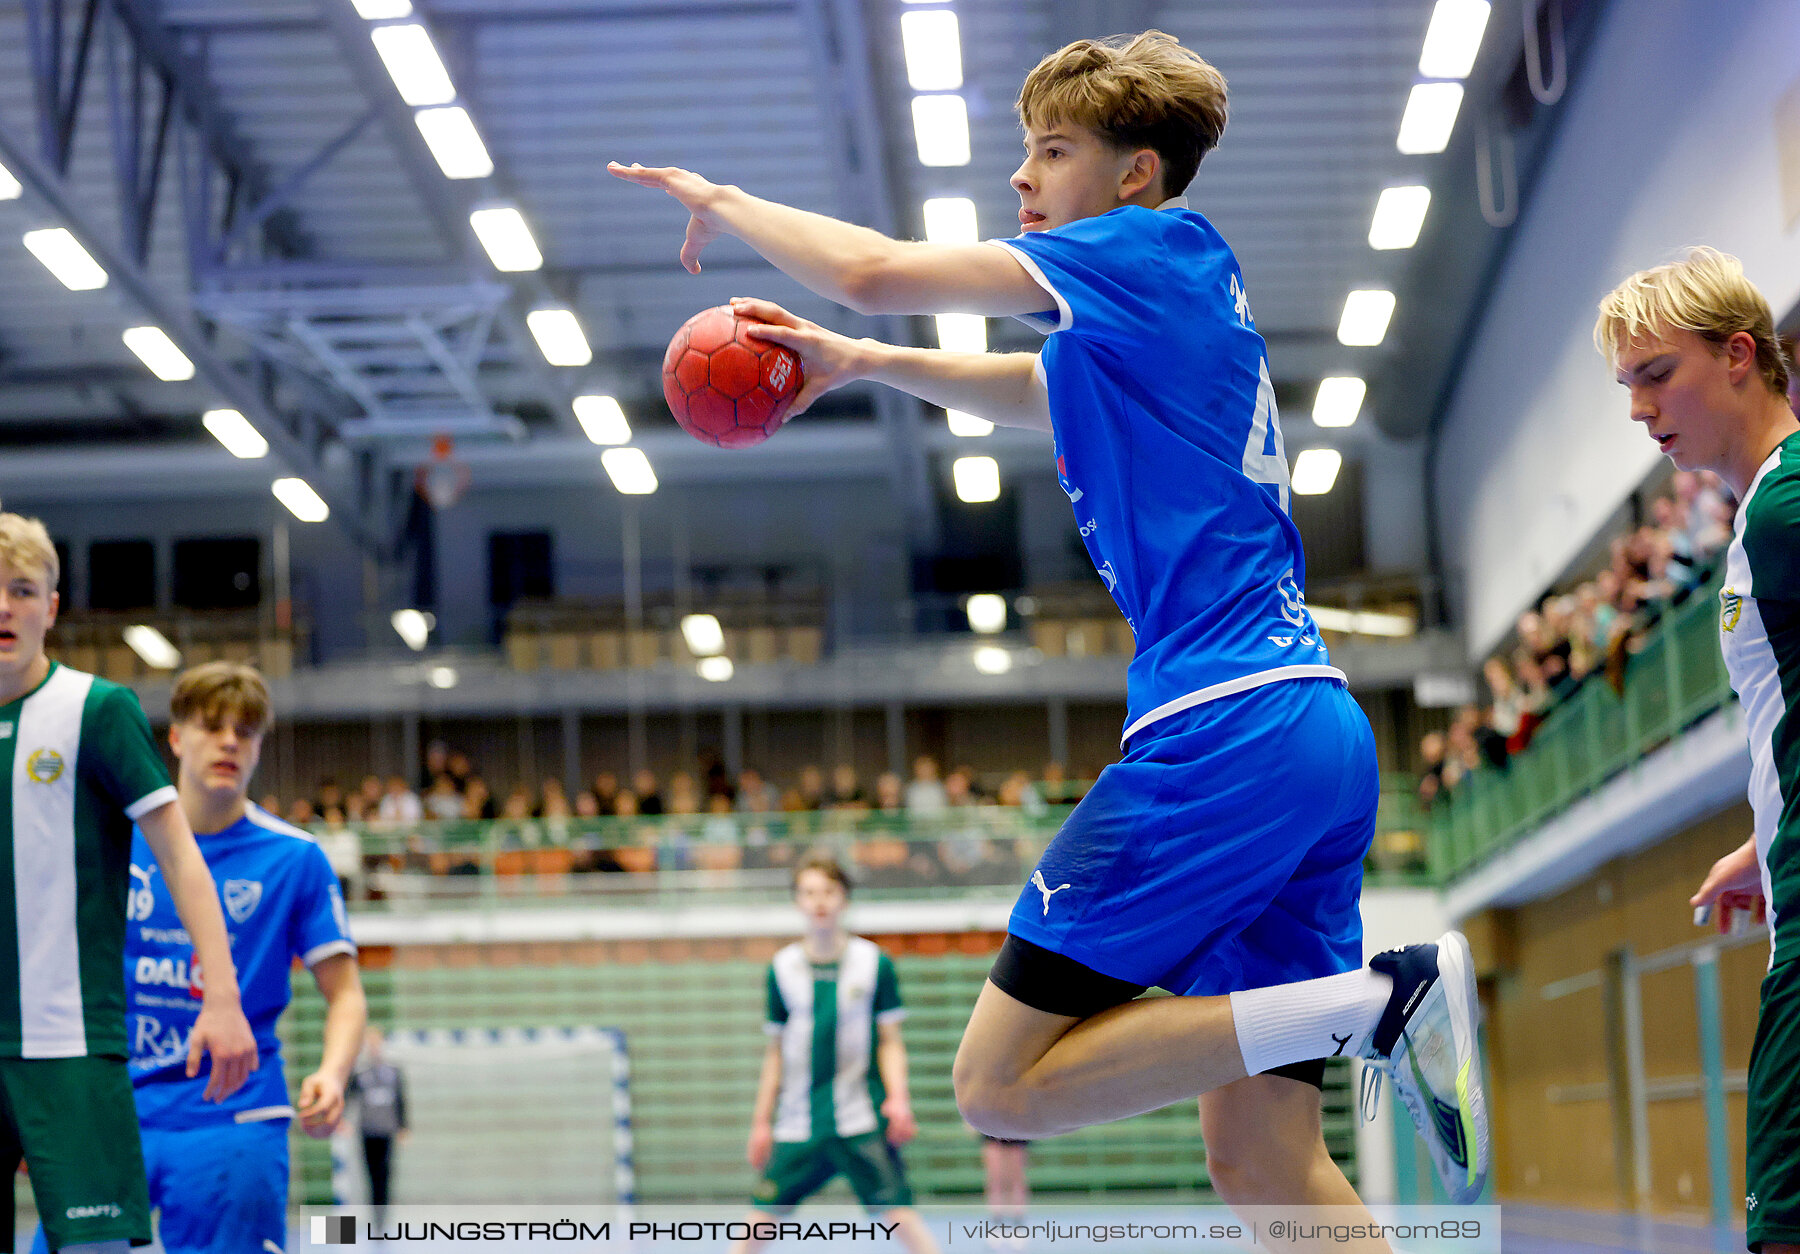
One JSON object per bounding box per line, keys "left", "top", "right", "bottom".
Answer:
{"left": 126, "top": 803, "right": 355, "bottom": 1128}
{"left": 990, "top": 201, "right": 1342, "bottom": 744}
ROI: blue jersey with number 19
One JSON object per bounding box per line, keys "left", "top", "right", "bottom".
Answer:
{"left": 990, "top": 201, "right": 1341, "bottom": 745}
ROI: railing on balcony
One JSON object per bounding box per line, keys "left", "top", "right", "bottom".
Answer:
{"left": 1428, "top": 575, "right": 1732, "bottom": 881}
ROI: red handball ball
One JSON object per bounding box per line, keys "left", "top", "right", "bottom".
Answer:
{"left": 661, "top": 305, "right": 803, "bottom": 448}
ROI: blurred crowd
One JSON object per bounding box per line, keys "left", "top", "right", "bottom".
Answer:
{"left": 1419, "top": 469, "right": 1736, "bottom": 807}
{"left": 256, "top": 746, "right": 1089, "bottom": 896}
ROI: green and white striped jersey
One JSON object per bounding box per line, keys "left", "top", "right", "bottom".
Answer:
{"left": 1721, "top": 434, "right": 1800, "bottom": 967}
{"left": 764, "top": 937, "right": 905, "bottom": 1142}
{"left": 0, "top": 663, "right": 175, "bottom": 1058}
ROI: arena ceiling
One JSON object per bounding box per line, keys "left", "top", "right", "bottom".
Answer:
{"left": 0, "top": 0, "right": 1602, "bottom": 552}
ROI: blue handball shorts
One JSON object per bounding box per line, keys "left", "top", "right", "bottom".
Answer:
{"left": 1009, "top": 676, "right": 1378, "bottom": 997}
{"left": 28, "top": 1117, "right": 290, "bottom": 1254}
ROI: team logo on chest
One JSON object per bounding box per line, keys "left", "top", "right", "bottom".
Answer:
{"left": 223, "top": 879, "right": 263, "bottom": 923}
{"left": 25, "top": 748, "right": 64, "bottom": 784}
{"left": 1721, "top": 586, "right": 1744, "bottom": 633}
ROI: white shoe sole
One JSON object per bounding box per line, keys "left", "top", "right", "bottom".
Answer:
{"left": 1436, "top": 930, "right": 1491, "bottom": 1203}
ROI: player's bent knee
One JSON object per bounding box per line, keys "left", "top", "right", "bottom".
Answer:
{"left": 1203, "top": 1131, "right": 1330, "bottom": 1205}
{"left": 953, "top": 1069, "right": 1037, "bottom": 1140}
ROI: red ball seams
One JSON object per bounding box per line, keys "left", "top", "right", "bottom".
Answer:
{"left": 661, "top": 305, "right": 803, "bottom": 448}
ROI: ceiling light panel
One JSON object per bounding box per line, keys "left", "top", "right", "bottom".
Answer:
{"left": 1337, "top": 290, "right": 1396, "bottom": 347}
{"left": 1291, "top": 448, "right": 1343, "bottom": 496}
{"left": 415, "top": 107, "right": 493, "bottom": 179}
{"left": 469, "top": 206, "right": 543, "bottom": 271}
{"left": 901, "top": 9, "right": 963, "bottom": 91}
{"left": 1368, "top": 186, "right": 1431, "bottom": 250}
{"left": 370, "top": 24, "right": 456, "bottom": 106}
{"left": 912, "top": 94, "right": 971, "bottom": 166}
{"left": 1397, "top": 82, "right": 1464, "bottom": 154}
{"left": 1311, "top": 378, "right": 1366, "bottom": 428}
{"left": 1419, "top": 0, "right": 1492, "bottom": 79}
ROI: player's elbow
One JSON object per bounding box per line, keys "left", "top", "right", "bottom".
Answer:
{"left": 839, "top": 259, "right": 899, "bottom": 317}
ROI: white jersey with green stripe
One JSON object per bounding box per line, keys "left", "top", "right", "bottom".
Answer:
{"left": 764, "top": 937, "right": 905, "bottom": 1142}
{"left": 1721, "top": 434, "right": 1800, "bottom": 967}
{"left": 0, "top": 663, "right": 175, "bottom": 1058}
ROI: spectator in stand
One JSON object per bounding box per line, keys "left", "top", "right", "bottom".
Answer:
{"left": 591, "top": 771, "right": 620, "bottom": 815}
{"left": 357, "top": 775, "right": 384, "bottom": 819}
{"left": 1484, "top": 659, "right": 1528, "bottom": 757}
{"left": 826, "top": 764, "right": 867, "bottom": 810}
{"left": 1511, "top": 651, "right": 1552, "bottom": 752}
{"left": 316, "top": 777, "right": 345, "bottom": 818}
{"left": 1444, "top": 709, "right": 1484, "bottom": 786}
{"left": 614, "top": 789, "right": 640, "bottom": 818}
{"left": 317, "top": 806, "right": 364, "bottom": 901}
{"left": 874, "top": 772, "right": 904, "bottom": 812}
{"left": 445, "top": 749, "right": 474, "bottom": 792}
{"left": 420, "top": 740, "right": 450, "bottom": 791}
{"left": 904, "top": 756, "right": 948, "bottom": 814}
{"left": 423, "top": 774, "right": 462, "bottom": 822}
{"left": 633, "top": 768, "right": 665, "bottom": 816}
{"left": 735, "top": 768, "right": 777, "bottom": 814}
{"left": 667, "top": 772, "right": 702, "bottom": 816}
{"left": 541, "top": 777, "right": 572, "bottom": 818}
{"left": 286, "top": 797, "right": 316, "bottom": 826}
{"left": 376, "top": 775, "right": 422, "bottom": 826}
{"left": 1039, "top": 761, "right": 1076, "bottom": 805}
{"left": 795, "top": 765, "right": 826, "bottom": 811}
{"left": 462, "top": 777, "right": 496, "bottom": 820}
{"left": 574, "top": 790, "right": 602, "bottom": 819}
{"left": 1417, "top": 733, "right": 1448, "bottom": 808}
{"left": 998, "top": 770, "right": 1046, "bottom": 815}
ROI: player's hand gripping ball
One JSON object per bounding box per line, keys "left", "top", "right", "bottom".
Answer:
{"left": 662, "top": 305, "right": 804, "bottom": 447}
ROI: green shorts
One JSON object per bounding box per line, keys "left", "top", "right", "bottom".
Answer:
{"left": 1750, "top": 957, "right": 1800, "bottom": 1251}
{"left": 752, "top": 1131, "right": 914, "bottom": 1213}
{"left": 0, "top": 1056, "right": 151, "bottom": 1251}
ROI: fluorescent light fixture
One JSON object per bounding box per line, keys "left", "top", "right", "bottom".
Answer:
{"left": 1397, "top": 82, "right": 1464, "bottom": 154}
{"left": 912, "top": 94, "right": 971, "bottom": 167}
{"left": 0, "top": 162, "right": 19, "bottom": 200}
{"left": 370, "top": 24, "right": 456, "bottom": 106}
{"left": 272, "top": 477, "right": 330, "bottom": 522}
{"left": 1337, "top": 289, "right": 1396, "bottom": 347}
{"left": 427, "top": 665, "right": 458, "bottom": 689}
{"left": 698, "top": 655, "right": 734, "bottom": 682}
{"left": 391, "top": 608, "right": 433, "bottom": 651}
{"left": 202, "top": 409, "right": 269, "bottom": 459}
{"left": 1419, "top": 0, "right": 1491, "bottom": 79}
{"left": 680, "top": 613, "right": 725, "bottom": 657}
{"left": 573, "top": 395, "right": 631, "bottom": 445}
{"left": 526, "top": 308, "right": 592, "bottom": 366}
{"left": 901, "top": 9, "right": 963, "bottom": 91}
{"left": 601, "top": 447, "right": 657, "bottom": 495}
{"left": 22, "top": 227, "right": 107, "bottom": 290}
{"left": 1368, "top": 185, "right": 1431, "bottom": 250}
{"left": 1308, "top": 605, "right": 1416, "bottom": 638}
{"left": 966, "top": 593, "right": 1007, "bottom": 634}
{"left": 935, "top": 313, "right": 986, "bottom": 353}
{"left": 953, "top": 455, "right": 1000, "bottom": 503}
{"left": 122, "top": 326, "right": 195, "bottom": 381}
{"left": 352, "top": 0, "right": 412, "bottom": 16}
{"left": 469, "top": 206, "right": 542, "bottom": 271}
{"left": 415, "top": 106, "right": 493, "bottom": 179}
{"left": 1291, "top": 448, "right": 1343, "bottom": 496}
{"left": 123, "top": 625, "right": 181, "bottom": 670}
{"left": 922, "top": 196, "right": 978, "bottom": 244}
{"left": 1311, "top": 377, "right": 1367, "bottom": 429}
{"left": 947, "top": 409, "right": 993, "bottom": 437}
{"left": 973, "top": 646, "right": 1012, "bottom": 675}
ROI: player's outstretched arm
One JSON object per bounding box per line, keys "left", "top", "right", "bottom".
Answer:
{"left": 734, "top": 298, "right": 1050, "bottom": 432}
{"left": 297, "top": 953, "right": 368, "bottom": 1138}
{"left": 137, "top": 801, "right": 259, "bottom": 1100}
{"left": 875, "top": 1020, "right": 918, "bottom": 1146}
{"left": 608, "top": 163, "right": 1049, "bottom": 318}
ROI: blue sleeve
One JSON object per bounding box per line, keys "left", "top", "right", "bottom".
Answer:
{"left": 990, "top": 208, "right": 1176, "bottom": 352}
{"left": 290, "top": 841, "right": 356, "bottom": 968}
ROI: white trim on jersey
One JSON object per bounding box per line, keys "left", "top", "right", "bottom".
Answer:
{"left": 302, "top": 939, "right": 356, "bottom": 968}
{"left": 242, "top": 801, "right": 321, "bottom": 843}
{"left": 1119, "top": 664, "right": 1349, "bottom": 745}
{"left": 15, "top": 665, "right": 94, "bottom": 1057}
{"left": 233, "top": 1104, "right": 297, "bottom": 1124}
{"left": 124, "top": 785, "right": 178, "bottom": 822}
{"left": 987, "top": 240, "right": 1069, "bottom": 335}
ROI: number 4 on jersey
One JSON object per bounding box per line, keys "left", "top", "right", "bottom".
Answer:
{"left": 1240, "top": 357, "right": 1290, "bottom": 512}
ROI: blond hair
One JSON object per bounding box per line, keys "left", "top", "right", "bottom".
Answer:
{"left": 1017, "top": 31, "right": 1227, "bottom": 198}
{"left": 0, "top": 502, "right": 59, "bottom": 592}
{"left": 1594, "top": 246, "right": 1791, "bottom": 394}
{"left": 170, "top": 661, "right": 273, "bottom": 735}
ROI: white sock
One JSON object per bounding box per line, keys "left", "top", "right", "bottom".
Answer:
{"left": 1229, "top": 968, "right": 1393, "bottom": 1076}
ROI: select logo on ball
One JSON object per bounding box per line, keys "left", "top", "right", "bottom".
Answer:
{"left": 662, "top": 305, "right": 804, "bottom": 448}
